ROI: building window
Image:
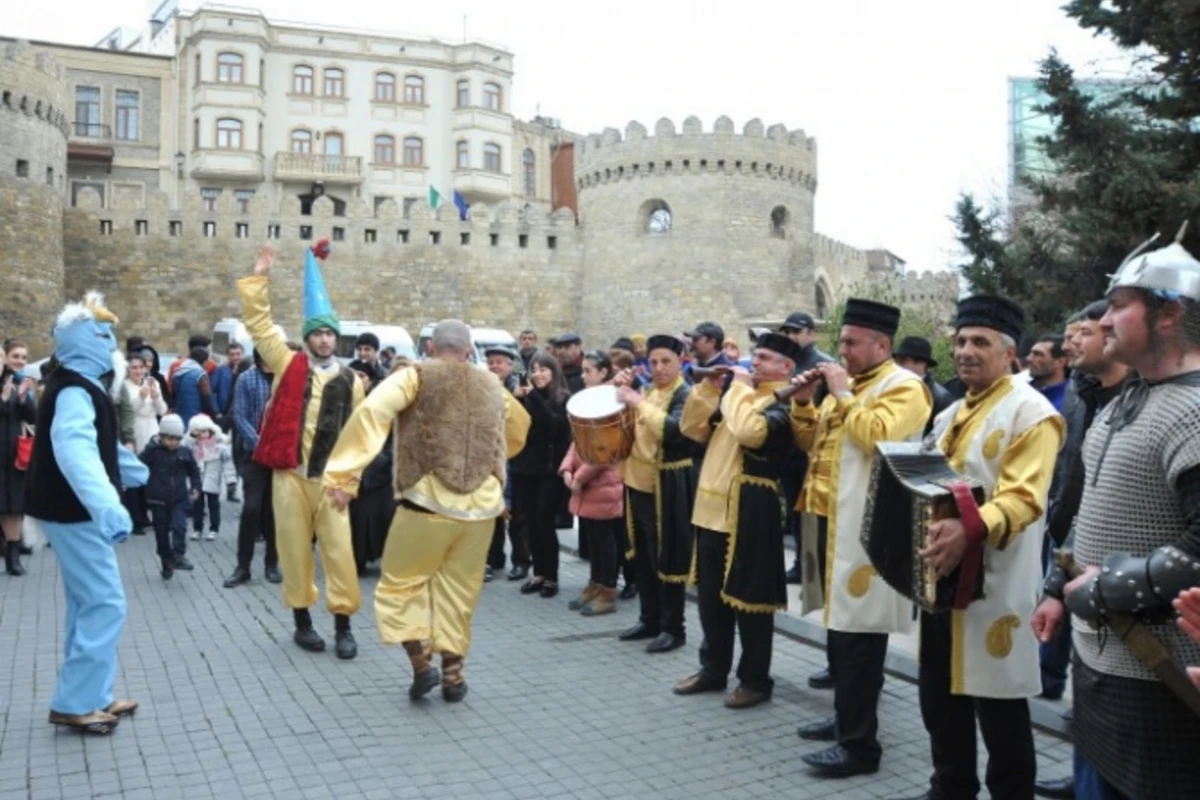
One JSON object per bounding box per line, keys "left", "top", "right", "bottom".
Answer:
{"left": 193, "top": 117, "right": 200, "bottom": 148}
{"left": 235, "top": 189, "right": 254, "bottom": 214}
{"left": 457, "top": 79, "right": 469, "bottom": 108}
{"left": 483, "top": 82, "right": 501, "bottom": 111}
{"left": 216, "top": 118, "right": 243, "bottom": 149}
{"left": 374, "top": 135, "right": 395, "bottom": 164}
{"left": 16, "top": 160, "right": 29, "bottom": 178}
{"left": 403, "top": 75, "right": 424, "bottom": 104}
{"left": 643, "top": 199, "right": 672, "bottom": 234}
{"left": 201, "top": 187, "right": 221, "bottom": 211}
{"left": 75, "top": 86, "right": 101, "bottom": 137}
{"left": 194, "top": 53, "right": 201, "bottom": 84}
{"left": 115, "top": 90, "right": 139, "bottom": 141}
{"left": 291, "top": 129, "right": 312, "bottom": 154}
{"left": 522, "top": 148, "right": 535, "bottom": 197}
{"left": 375, "top": 72, "right": 395, "bottom": 102}
{"left": 325, "top": 132, "right": 343, "bottom": 156}
{"left": 293, "top": 65, "right": 314, "bottom": 95}
{"left": 483, "top": 142, "right": 501, "bottom": 172}
{"left": 217, "top": 52, "right": 243, "bottom": 83}
{"left": 403, "top": 137, "right": 423, "bottom": 166}
{"left": 46, "top": 167, "right": 54, "bottom": 186}
{"left": 456, "top": 140, "right": 469, "bottom": 169}
{"left": 770, "top": 205, "right": 789, "bottom": 239}
{"left": 324, "top": 68, "right": 344, "bottom": 97}
{"left": 236, "top": 222, "right": 249, "bottom": 238}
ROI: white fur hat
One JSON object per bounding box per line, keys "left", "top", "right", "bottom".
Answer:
{"left": 159, "top": 414, "right": 185, "bottom": 438}
{"left": 187, "top": 413, "right": 221, "bottom": 436}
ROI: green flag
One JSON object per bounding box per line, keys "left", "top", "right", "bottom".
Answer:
{"left": 429, "top": 185, "right": 441, "bottom": 209}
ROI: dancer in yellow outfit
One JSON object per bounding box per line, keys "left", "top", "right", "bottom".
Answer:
{"left": 324, "top": 320, "right": 530, "bottom": 702}
{"left": 237, "top": 242, "right": 365, "bottom": 659}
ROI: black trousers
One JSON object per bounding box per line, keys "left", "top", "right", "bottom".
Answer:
{"left": 696, "top": 527, "right": 774, "bottom": 691}
{"left": 582, "top": 517, "right": 620, "bottom": 588}
{"left": 918, "top": 610, "right": 1036, "bottom": 800}
{"left": 235, "top": 460, "right": 278, "bottom": 572}
{"left": 512, "top": 473, "right": 562, "bottom": 582}
{"left": 629, "top": 489, "right": 685, "bottom": 637}
{"left": 191, "top": 491, "right": 221, "bottom": 533}
{"left": 150, "top": 500, "right": 188, "bottom": 560}
{"left": 487, "top": 510, "right": 531, "bottom": 570}
{"left": 828, "top": 629, "right": 888, "bottom": 765}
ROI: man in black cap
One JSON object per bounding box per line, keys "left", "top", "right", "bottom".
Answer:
{"left": 789, "top": 299, "right": 932, "bottom": 777}
{"left": 348, "top": 332, "right": 386, "bottom": 390}
{"left": 673, "top": 332, "right": 798, "bottom": 709}
{"left": 483, "top": 346, "right": 531, "bottom": 582}
{"left": 554, "top": 333, "right": 585, "bottom": 394}
{"left": 614, "top": 335, "right": 697, "bottom": 653}
{"left": 894, "top": 294, "right": 1063, "bottom": 800}
{"left": 684, "top": 321, "right": 734, "bottom": 383}
{"left": 894, "top": 336, "right": 953, "bottom": 433}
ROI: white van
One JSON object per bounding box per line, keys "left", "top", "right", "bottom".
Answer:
{"left": 336, "top": 321, "right": 417, "bottom": 364}
{"left": 416, "top": 324, "right": 518, "bottom": 366}
{"left": 211, "top": 318, "right": 254, "bottom": 359}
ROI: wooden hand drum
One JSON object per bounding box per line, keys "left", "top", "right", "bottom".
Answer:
{"left": 567, "top": 386, "right": 635, "bottom": 467}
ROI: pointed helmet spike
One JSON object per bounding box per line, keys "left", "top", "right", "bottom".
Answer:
{"left": 1175, "top": 219, "right": 1190, "bottom": 244}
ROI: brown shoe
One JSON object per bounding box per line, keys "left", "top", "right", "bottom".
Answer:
{"left": 104, "top": 699, "right": 139, "bottom": 717}
{"left": 568, "top": 582, "right": 600, "bottom": 611}
{"left": 581, "top": 586, "right": 617, "bottom": 616}
{"left": 673, "top": 672, "right": 728, "bottom": 696}
{"left": 48, "top": 710, "right": 120, "bottom": 734}
{"left": 724, "top": 685, "right": 770, "bottom": 709}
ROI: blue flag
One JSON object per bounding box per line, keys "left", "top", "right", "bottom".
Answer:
{"left": 452, "top": 190, "right": 470, "bottom": 221}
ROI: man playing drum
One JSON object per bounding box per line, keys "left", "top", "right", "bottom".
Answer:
{"left": 613, "top": 335, "right": 696, "bottom": 653}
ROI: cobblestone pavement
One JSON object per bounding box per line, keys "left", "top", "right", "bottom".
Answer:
{"left": 0, "top": 514, "right": 1072, "bottom": 800}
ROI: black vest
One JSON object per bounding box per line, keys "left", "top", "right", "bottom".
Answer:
{"left": 303, "top": 365, "right": 356, "bottom": 479}
{"left": 25, "top": 368, "right": 121, "bottom": 523}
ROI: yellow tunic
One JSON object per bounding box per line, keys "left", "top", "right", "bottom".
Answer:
{"left": 681, "top": 380, "right": 789, "bottom": 534}
{"left": 322, "top": 366, "right": 531, "bottom": 521}
{"left": 623, "top": 375, "right": 685, "bottom": 494}
{"left": 236, "top": 275, "right": 366, "bottom": 471}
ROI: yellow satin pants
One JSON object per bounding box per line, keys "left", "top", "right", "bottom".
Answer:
{"left": 375, "top": 505, "right": 492, "bottom": 657}
{"left": 272, "top": 470, "right": 361, "bottom": 616}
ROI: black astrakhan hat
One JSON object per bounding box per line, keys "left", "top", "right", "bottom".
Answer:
{"left": 893, "top": 336, "right": 937, "bottom": 368}
{"left": 610, "top": 336, "right": 635, "bottom": 353}
{"left": 843, "top": 298, "right": 901, "bottom": 336}
{"left": 954, "top": 294, "right": 1025, "bottom": 342}
{"left": 646, "top": 334, "right": 685, "bottom": 356}
{"left": 754, "top": 332, "right": 803, "bottom": 363}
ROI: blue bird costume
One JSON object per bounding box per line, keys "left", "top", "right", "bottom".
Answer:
{"left": 24, "top": 292, "right": 148, "bottom": 734}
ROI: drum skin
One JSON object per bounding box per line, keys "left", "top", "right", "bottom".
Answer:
{"left": 567, "top": 386, "right": 635, "bottom": 466}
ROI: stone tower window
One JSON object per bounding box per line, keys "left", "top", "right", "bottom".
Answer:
{"left": 641, "top": 199, "right": 672, "bottom": 235}
{"left": 522, "top": 148, "right": 536, "bottom": 198}
{"left": 770, "top": 205, "right": 789, "bottom": 239}
{"left": 816, "top": 281, "right": 831, "bottom": 320}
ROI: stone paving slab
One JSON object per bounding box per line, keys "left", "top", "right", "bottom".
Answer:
{"left": 0, "top": 513, "right": 1072, "bottom": 799}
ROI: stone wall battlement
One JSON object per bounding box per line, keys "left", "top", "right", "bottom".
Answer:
{"left": 0, "top": 40, "right": 70, "bottom": 141}
{"left": 811, "top": 232, "right": 869, "bottom": 269}
{"left": 574, "top": 116, "right": 817, "bottom": 192}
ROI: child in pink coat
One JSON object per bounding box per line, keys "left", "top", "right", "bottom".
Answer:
{"left": 559, "top": 352, "right": 624, "bottom": 615}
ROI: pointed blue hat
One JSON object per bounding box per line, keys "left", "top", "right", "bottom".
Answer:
{"left": 302, "top": 244, "right": 340, "bottom": 338}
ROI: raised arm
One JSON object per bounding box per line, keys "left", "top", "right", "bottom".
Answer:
{"left": 236, "top": 244, "right": 293, "bottom": 377}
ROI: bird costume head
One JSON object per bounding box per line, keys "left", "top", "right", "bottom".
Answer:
{"left": 53, "top": 291, "right": 126, "bottom": 395}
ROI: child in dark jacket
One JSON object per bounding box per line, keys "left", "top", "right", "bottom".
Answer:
{"left": 140, "top": 414, "right": 202, "bottom": 580}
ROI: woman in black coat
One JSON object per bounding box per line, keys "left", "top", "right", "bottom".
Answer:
{"left": 510, "top": 351, "right": 572, "bottom": 598}
{"left": 1, "top": 341, "right": 38, "bottom": 575}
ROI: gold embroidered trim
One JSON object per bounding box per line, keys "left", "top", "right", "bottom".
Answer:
{"left": 654, "top": 455, "right": 694, "bottom": 583}
{"left": 719, "top": 474, "right": 786, "bottom": 614}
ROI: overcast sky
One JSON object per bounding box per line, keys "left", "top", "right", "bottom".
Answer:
{"left": 11, "top": 0, "right": 1133, "bottom": 274}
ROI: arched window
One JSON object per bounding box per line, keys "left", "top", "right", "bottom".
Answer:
{"left": 217, "top": 52, "right": 243, "bottom": 83}
{"left": 374, "top": 134, "right": 395, "bottom": 163}
{"left": 483, "top": 142, "right": 501, "bottom": 172}
{"left": 292, "top": 65, "right": 314, "bottom": 95}
{"left": 456, "top": 79, "right": 469, "bottom": 108}
{"left": 483, "top": 82, "right": 501, "bottom": 111}
{"left": 404, "top": 75, "right": 425, "bottom": 105}
{"left": 770, "top": 205, "right": 789, "bottom": 239}
{"left": 324, "top": 132, "right": 343, "bottom": 156}
{"left": 216, "top": 118, "right": 243, "bottom": 149}
{"left": 816, "top": 281, "right": 830, "bottom": 320}
{"left": 324, "top": 68, "right": 344, "bottom": 97}
{"left": 522, "top": 148, "right": 536, "bottom": 197}
{"left": 456, "top": 140, "right": 469, "bottom": 169}
{"left": 403, "top": 136, "right": 424, "bottom": 166}
{"left": 641, "top": 199, "right": 672, "bottom": 234}
{"left": 291, "top": 129, "right": 312, "bottom": 154}
{"left": 375, "top": 72, "right": 395, "bottom": 102}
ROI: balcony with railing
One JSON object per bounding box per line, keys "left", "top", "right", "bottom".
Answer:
{"left": 273, "top": 152, "right": 365, "bottom": 184}
{"left": 68, "top": 121, "right": 114, "bottom": 164}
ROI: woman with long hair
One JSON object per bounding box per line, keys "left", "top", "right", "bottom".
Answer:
{"left": 559, "top": 351, "right": 624, "bottom": 615}
{"left": 1, "top": 339, "right": 37, "bottom": 575}
{"left": 511, "top": 351, "right": 571, "bottom": 597}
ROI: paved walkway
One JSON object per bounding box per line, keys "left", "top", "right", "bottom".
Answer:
{"left": 0, "top": 514, "right": 1072, "bottom": 800}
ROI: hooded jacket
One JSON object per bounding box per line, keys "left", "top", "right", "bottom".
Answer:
{"left": 139, "top": 437, "right": 202, "bottom": 504}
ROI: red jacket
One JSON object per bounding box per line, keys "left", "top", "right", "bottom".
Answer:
{"left": 559, "top": 443, "right": 624, "bottom": 521}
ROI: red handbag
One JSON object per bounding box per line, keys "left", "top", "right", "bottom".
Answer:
{"left": 14, "top": 424, "right": 33, "bottom": 471}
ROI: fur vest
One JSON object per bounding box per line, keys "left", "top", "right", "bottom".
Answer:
{"left": 392, "top": 361, "right": 506, "bottom": 495}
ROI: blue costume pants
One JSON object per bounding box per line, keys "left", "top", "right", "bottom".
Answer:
{"left": 40, "top": 519, "right": 127, "bottom": 715}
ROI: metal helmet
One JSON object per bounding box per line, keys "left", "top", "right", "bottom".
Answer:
{"left": 1107, "top": 221, "right": 1200, "bottom": 302}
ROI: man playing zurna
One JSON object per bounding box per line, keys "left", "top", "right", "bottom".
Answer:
{"left": 788, "top": 299, "right": 931, "bottom": 777}
{"left": 323, "top": 320, "right": 530, "bottom": 701}
{"left": 673, "top": 332, "right": 798, "bottom": 709}
{"left": 237, "top": 243, "right": 364, "bottom": 659}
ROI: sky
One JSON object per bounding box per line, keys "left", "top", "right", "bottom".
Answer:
{"left": 10, "top": 0, "right": 1134, "bottom": 274}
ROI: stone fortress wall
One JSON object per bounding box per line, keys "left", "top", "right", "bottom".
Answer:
{"left": 1, "top": 40, "right": 959, "bottom": 357}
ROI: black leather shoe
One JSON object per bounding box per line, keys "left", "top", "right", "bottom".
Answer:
{"left": 801, "top": 745, "right": 879, "bottom": 777}
{"left": 507, "top": 565, "right": 529, "bottom": 581}
{"left": 161, "top": 558, "right": 174, "bottom": 581}
{"left": 673, "top": 672, "right": 728, "bottom": 695}
{"left": 223, "top": 568, "right": 251, "bottom": 588}
{"left": 619, "top": 583, "right": 638, "bottom": 600}
{"left": 18, "top": 543, "right": 34, "bottom": 555}
{"left": 293, "top": 627, "right": 326, "bottom": 652}
{"left": 519, "top": 579, "right": 544, "bottom": 595}
{"left": 442, "top": 682, "right": 468, "bottom": 703}
{"left": 335, "top": 630, "right": 357, "bottom": 660}
{"left": 264, "top": 565, "right": 282, "bottom": 584}
{"left": 409, "top": 667, "right": 440, "bottom": 699}
{"left": 174, "top": 556, "right": 195, "bottom": 571}
{"left": 646, "top": 632, "right": 685, "bottom": 653}
{"left": 1034, "top": 777, "right": 1075, "bottom": 799}
{"left": 539, "top": 582, "right": 559, "bottom": 599}
{"left": 483, "top": 566, "right": 495, "bottom": 583}
{"left": 786, "top": 565, "right": 802, "bottom": 584}
{"left": 808, "top": 667, "right": 834, "bottom": 689}
{"left": 797, "top": 717, "right": 836, "bottom": 741}
{"left": 618, "top": 622, "right": 659, "bottom": 641}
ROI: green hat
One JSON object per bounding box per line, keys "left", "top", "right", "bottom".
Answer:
{"left": 302, "top": 313, "right": 340, "bottom": 339}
